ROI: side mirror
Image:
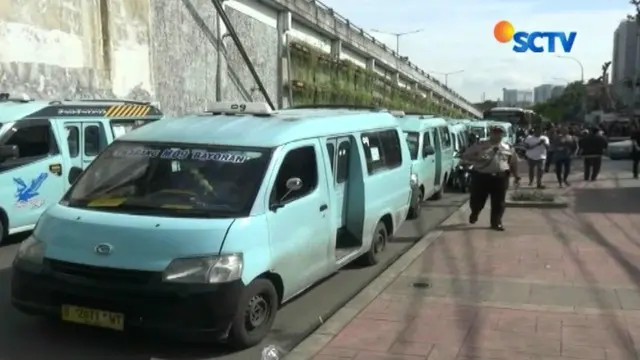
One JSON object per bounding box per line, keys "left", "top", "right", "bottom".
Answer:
{"left": 270, "top": 177, "right": 304, "bottom": 211}
{"left": 0, "top": 145, "right": 19, "bottom": 161}
{"left": 68, "top": 167, "right": 83, "bottom": 184}
{"left": 285, "top": 177, "right": 303, "bottom": 191}
{"left": 423, "top": 145, "right": 435, "bottom": 157}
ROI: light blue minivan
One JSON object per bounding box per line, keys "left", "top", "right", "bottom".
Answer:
{"left": 490, "top": 121, "right": 515, "bottom": 145}
{"left": 395, "top": 113, "right": 455, "bottom": 205}
{"left": 0, "top": 94, "right": 162, "bottom": 243}
{"left": 469, "top": 120, "right": 492, "bottom": 141}
{"left": 11, "top": 102, "right": 414, "bottom": 348}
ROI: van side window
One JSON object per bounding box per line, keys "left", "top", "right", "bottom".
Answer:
{"left": 326, "top": 143, "right": 335, "bottom": 173}
{"left": 361, "top": 130, "right": 402, "bottom": 174}
{"left": 271, "top": 146, "right": 318, "bottom": 204}
{"left": 439, "top": 127, "right": 452, "bottom": 148}
{"left": 422, "top": 132, "right": 431, "bottom": 149}
{"left": 336, "top": 141, "right": 350, "bottom": 183}
{"left": 3, "top": 122, "right": 59, "bottom": 159}
{"left": 84, "top": 125, "right": 106, "bottom": 156}
{"left": 66, "top": 126, "right": 79, "bottom": 158}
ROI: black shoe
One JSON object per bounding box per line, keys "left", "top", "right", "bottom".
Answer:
{"left": 564, "top": 181, "right": 570, "bottom": 186}
{"left": 491, "top": 224, "right": 505, "bottom": 231}
{"left": 536, "top": 184, "right": 545, "bottom": 189}
{"left": 469, "top": 212, "right": 478, "bottom": 224}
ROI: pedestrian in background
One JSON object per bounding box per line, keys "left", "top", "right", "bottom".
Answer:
{"left": 631, "top": 123, "right": 640, "bottom": 179}
{"left": 544, "top": 127, "right": 556, "bottom": 173}
{"left": 523, "top": 126, "right": 549, "bottom": 189}
{"left": 578, "top": 127, "right": 608, "bottom": 181}
{"left": 551, "top": 126, "right": 578, "bottom": 187}
{"left": 463, "top": 126, "right": 520, "bottom": 231}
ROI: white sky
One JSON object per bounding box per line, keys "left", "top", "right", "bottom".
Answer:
{"left": 317, "top": 0, "right": 630, "bottom": 103}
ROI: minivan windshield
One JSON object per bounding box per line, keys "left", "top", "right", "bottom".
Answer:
{"left": 64, "top": 141, "right": 272, "bottom": 217}
{"left": 404, "top": 131, "right": 419, "bottom": 160}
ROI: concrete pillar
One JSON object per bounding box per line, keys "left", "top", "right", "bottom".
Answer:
{"left": 330, "top": 39, "right": 342, "bottom": 60}
{"left": 276, "top": 10, "right": 292, "bottom": 108}
{"left": 366, "top": 58, "right": 375, "bottom": 70}
{"left": 392, "top": 72, "right": 400, "bottom": 85}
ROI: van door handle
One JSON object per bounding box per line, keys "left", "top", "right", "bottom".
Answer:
{"left": 319, "top": 204, "right": 328, "bottom": 211}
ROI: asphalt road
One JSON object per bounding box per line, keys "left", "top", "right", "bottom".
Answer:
{"left": 0, "top": 192, "right": 468, "bottom": 360}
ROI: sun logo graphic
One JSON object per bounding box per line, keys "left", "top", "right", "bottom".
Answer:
{"left": 493, "top": 20, "right": 577, "bottom": 53}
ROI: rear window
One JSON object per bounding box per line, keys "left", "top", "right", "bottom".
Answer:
{"left": 111, "top": 120, "right": 155, "bottom": 139}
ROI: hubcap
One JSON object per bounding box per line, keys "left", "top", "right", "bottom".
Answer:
{"left": 245, "top": 294, "right": 270, "bottom": 330}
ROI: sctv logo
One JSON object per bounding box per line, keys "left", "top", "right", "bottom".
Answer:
{"left": 494, "top": 20, "right": 576, "bottom": 53}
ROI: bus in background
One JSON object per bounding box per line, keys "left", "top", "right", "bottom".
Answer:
{"left": 483, "top": 107, "right": 543, "bottom": 128}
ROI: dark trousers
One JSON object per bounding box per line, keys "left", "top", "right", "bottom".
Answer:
{"left": 583, "top": 157, "right": 602, "bottom": 181}
{"left": 544, "top": 152, "right": 554, "bottom": 172}
{"left": 469, "top": 172, "right": 509, "bottom": 226}
{"left": 555, "top": 158, "right": 571, "bottom": 183}
{"left": 633, "top": 153, "right": 640, "bottom": 178}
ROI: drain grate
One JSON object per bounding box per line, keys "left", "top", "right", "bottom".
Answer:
{"left": 412, "top": 281, "right": 431, "bottom": 289}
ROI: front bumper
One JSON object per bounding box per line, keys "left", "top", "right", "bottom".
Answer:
{"left": 11, "top": 258, "right": 245, "bottom": 340}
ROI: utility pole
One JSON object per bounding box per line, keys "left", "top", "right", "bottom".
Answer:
{"left": 370, "top": 28, "right": 423, "bottom": 69}
{"left": 428, "top": 70, "right": 464, "bottom": 87}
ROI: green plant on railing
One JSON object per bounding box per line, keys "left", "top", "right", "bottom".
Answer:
{"left": 288, "top": 41, "right": 465, "bottom": 117}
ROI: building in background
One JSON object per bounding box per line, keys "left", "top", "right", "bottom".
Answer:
{"left": 534, "top": 84, "right": 554, "bottom": 103}
{"left": 551, "top": 85, "right": 565, "bottom": 98}
{"left": 612, "top": 19, "right": 639, "bottom": 106}
{"left": 502, "top": 88, "right": 533, "bottom": 107}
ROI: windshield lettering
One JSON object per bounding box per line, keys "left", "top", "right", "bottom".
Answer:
{"left": 65, "top": 142, "right": 271, "bottom": 217}
{"left": 112, "top": 146, "right": 249, "bottom": 163}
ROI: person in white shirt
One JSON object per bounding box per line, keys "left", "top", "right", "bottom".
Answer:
{"left": 523, "top": 127, "right": 549, "bottom": 189}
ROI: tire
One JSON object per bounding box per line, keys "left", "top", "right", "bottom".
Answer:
{"left": 430, "top": 182, "right": 444, "bottom": 200}
{"left": 0, "top": 219, "right": 5, "bottom": 245}
{"left": 407, "top": 189, "right": 423, "bottom": 219}
{"left": 359, "top": 221, "right": 388, "bottom": 266}
{"left": 227, "top": 278, "right": 278, "bottom": 349}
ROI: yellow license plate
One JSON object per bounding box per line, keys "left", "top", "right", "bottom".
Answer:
{"left": 61, "top": 305, "right": 124, "bottom": 331}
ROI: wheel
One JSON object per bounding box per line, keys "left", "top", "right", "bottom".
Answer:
{"left": 227, "top": 279, "right": 278, "bottom": 349}
{"left": 407, "top": 188, "right": 423, "bottom": 219}
{"left": 430, "top": 179, "right": 444, "bottom": 200}
{"left": 0, "top": 219, "right": 5, "bottom": 245}
{"left": 359, "top": 221, "right": 388, "bottom": 266}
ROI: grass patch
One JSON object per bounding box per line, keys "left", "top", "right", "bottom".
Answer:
{"left": 509, "top": 190, "right": 556, "bottom": 202}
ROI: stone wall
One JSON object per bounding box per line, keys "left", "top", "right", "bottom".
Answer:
{"left": 0, "top": 0, "right": 280, "bottom": 116}
{"left": 0, "top": 0, "right": 151, "bottom": 101}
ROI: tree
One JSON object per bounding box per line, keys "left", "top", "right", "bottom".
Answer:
{"left": 531, "top": 82, "right": 585, "bottom": 122}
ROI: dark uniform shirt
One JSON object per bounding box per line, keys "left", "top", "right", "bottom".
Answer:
{"left": 578, "top": 134, "right": 607, "bottom": 157}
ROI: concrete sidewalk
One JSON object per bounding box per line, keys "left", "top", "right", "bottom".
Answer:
{"left": 287, "top": 166, "right": 640, "bottom": 360}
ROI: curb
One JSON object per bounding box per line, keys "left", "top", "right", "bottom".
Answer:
{"left": 284, "top": 203, "right": 468, "bottom": 360}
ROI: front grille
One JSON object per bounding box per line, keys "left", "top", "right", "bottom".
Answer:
{"left": 47, "top": 259, "right": 156, "bottom": 285}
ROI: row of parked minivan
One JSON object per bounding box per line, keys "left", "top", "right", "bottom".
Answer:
{"left": 7, "top": 100, "right": 486, "bottom": 349}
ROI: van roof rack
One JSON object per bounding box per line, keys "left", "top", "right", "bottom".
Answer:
{"left": 389, "top": 110, "right": 405, "bottom": 117}
{"left": 288, "top": 104, "right": 386, "bottom": 111}
{"left": 205, "top": 101, "right": 273, "bottom": 116}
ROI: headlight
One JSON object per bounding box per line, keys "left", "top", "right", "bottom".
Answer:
{"left": 163, "top": 254, "right": 243, "bottom": 283}
{"left": 15, "top": 235, "right": 46, "bottom": 265}
{"left": 410, "top": 173, "right": 418, "bottom": 186}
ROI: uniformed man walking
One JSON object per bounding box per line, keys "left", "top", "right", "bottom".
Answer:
{"left": 462, "top": 126, "right": 520, "bottom": 231}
